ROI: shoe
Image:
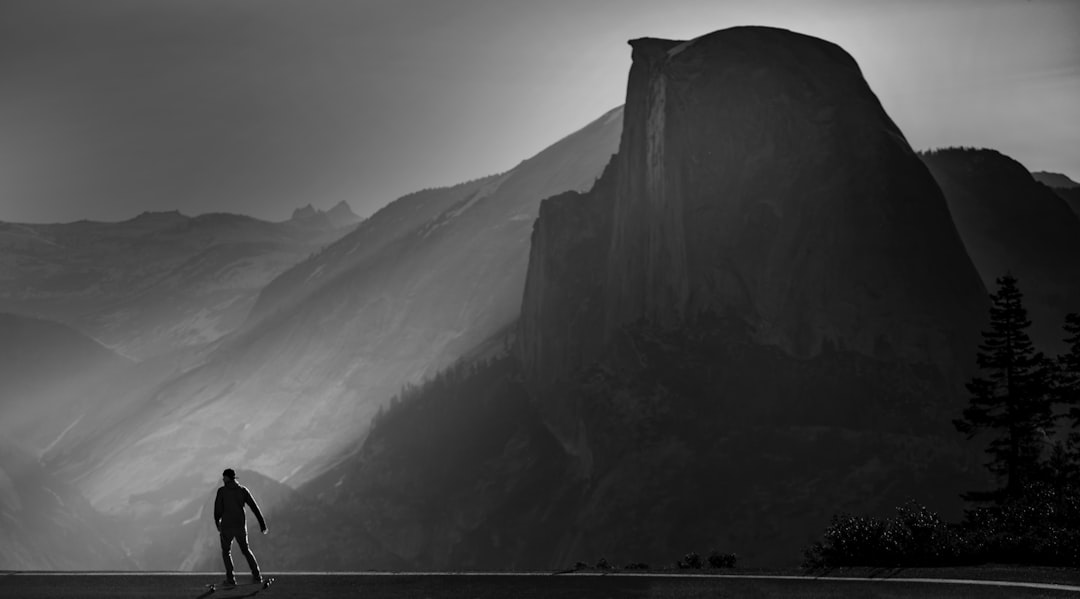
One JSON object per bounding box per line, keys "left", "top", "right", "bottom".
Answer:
{"left": 222, "top": 579, "right": 236, "bottom": 587}
{"left": 252, "top": 575, "right": 263, "bottom": 584}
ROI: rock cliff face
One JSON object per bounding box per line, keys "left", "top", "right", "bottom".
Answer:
{"left": 245, "top": 29, "right": 1012, "bottom": 569}
{"left": 521, "top": 27, "right": 987, "bottom": 454}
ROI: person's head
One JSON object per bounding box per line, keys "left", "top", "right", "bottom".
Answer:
{"left": 222, "top": 468, "right": 236, "bottom": 483}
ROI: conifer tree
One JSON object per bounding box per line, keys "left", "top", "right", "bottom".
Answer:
{"left": 954, "top": 274, "right": 1055, "bottom": 501}
{"left": 1060, "top": 313, "right": 1080, "bottom": 429}
{"left": 1058, "top": 313, "right": 1080, "bottom": 483}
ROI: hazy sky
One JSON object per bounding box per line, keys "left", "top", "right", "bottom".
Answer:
{"left": 1, "top": 0, "right": 1078, "bottom": 223}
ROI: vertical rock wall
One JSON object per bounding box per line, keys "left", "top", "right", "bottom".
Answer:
{"left": 520, "top": 26, "right": 988, "bottom": 450}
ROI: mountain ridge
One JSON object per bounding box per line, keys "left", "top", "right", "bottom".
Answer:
{"left": 0, "top": 211, "right": 353, "bottom": 359}
{"left": 921, "top": 147, "right": 1080, "bottom": 353}
{"left": 45, "top": 106, "right": 624, "bottom": 559}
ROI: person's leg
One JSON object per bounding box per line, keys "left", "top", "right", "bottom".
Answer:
{"left": 219, "top": 530, "right": 236, "bottom": 583}
{"left": 234, "top": 530, "right": 261, "bottom": 580}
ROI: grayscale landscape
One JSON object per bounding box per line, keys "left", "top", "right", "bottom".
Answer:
{"left": 1, "top": 1, "right": 1078, "bottom": 597}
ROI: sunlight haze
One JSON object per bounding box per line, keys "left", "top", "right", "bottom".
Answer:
{"left": 1, "top": 0, "right": 1077, "bottom": 223}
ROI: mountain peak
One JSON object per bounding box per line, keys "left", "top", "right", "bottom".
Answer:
{"left": 326, "top": 200, "right": 360, "bottom": 222}
{"left": 289, "top": 202, "right": 361, "bottom": 227}
{"left": 290, "top": 204, "right": 319, "bottom": 220}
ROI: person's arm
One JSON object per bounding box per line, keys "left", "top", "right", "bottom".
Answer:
{"left": 213, "top": 489, "right": 223, "bottom": 531}
{"left": 244, "top": 488, "right": 267, "bottom": 533}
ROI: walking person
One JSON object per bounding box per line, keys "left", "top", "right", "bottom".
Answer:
{"left": 214, "top": 468, "right": 268, "bottom": 587}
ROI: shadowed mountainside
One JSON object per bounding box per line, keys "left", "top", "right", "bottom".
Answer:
{"left": 1031, "top": 171, "right": 1079, "bottom": 189}
{"left": 1057, "top": 188, "right": 1080, "bottom": 219}
{"left": 1033, "top": 171, "right": 1080, "bottom": 219}
{"left": 922, "top": 149, "right": 1080, "bottom": 353}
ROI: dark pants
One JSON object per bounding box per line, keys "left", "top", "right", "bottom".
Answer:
{"left": 220, "top": 528, "right": 260, "bottom": 581}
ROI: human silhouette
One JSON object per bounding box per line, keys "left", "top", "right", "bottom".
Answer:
{"left": 214, "top": 468, "right": 267, "bottom": 587}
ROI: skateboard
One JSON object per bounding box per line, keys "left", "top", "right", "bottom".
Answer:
{"left": 204, "top": 577, "right": 274, "bottom": 595}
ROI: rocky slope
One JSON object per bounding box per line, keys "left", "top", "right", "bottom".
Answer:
{"left": 0, "top": 210, "right": 354, "bottom": 359}
{"left": 0, "top": 313, "right": 132, "bottom": 453}
{"left": 0, "top": 445, "right": 131, "bottom": 570}
{"left": 922, "top": 149, "right": 1080, "bottom": 353}
{"left": 262, "top": 27, "right": 996, "bottom": 569}
{"left": 47, "top": 106, "right": 623, "bottom": 564}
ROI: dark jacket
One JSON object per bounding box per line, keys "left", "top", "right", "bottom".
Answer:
{"left": 214, "top": 479, "right": 266, "bottom": 532}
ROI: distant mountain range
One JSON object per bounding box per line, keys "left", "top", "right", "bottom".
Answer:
{"left": 26, "top": 107, "right": 622, "bottom": 570}
{"left": 4, "top": 26, "right": 1078, "bottom": 572}
{"left": 290, "top": 200, "right": 364, "bottom": 228}
{"left": 0, "top": 207, "right": 358, "bottom": 359}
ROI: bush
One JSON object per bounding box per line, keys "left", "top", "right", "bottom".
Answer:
{"left": 804, "top": 501, "right": 963, "bottom": 568}
{"left": 595, "top": 557, "right": 611, "bottom": 570}
{"left": 623, "top": 562, "right": 649, "bottom": 570}
{"left": 958, "top": 482, "right": 1080, "bottom": 566}
{"left": 678, "top": 551, "right": 702, "bottom": 569}
{"left": 707, "top": 550, "right": 737, "bottom": 568}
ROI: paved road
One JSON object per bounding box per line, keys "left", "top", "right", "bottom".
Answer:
{"left": 3, "top": 572, "right": 1079, "bottom": 598}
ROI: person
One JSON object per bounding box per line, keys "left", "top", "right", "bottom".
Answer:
{"left": 214, "top": 468, "right": 267, "bottom": 587}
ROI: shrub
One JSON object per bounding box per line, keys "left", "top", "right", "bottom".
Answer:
{"left": 595, "top": 557, "right": 611, "bottom": 570}
{"left": 678, "top": 551, "right": 702, "bottom": 569}
{"left": 707, "top": 550, "right": 737, "bottom": 568}
{"left": 804, "top": 501, "right": 963, "bottom": 568}
{"left": 958, "top": 482, "right": 1080, "bottom": 566}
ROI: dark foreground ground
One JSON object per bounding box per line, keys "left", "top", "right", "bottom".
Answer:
{"left": 3, "top": 572, "right": 1080, "bottom": 599}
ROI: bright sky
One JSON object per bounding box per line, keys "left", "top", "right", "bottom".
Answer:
{"left": 1, "top": 0, "right": 1077, "bottom": 223}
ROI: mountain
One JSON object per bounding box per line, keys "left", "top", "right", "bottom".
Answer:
{"left": 0, "top": 211, "right": 352, "bottom": 359}
{"left": 0, "top": 444, "right": 131, "bottom": 570}
{"left": 922, "top": 149, "right": 1080, "bottom": 352}
{"left": 523, "top": 27, "right": 986, "bottom": 436}
{"left": 262, "top": 27, "right": 992, "bottom": 569}
{"left": 1030, "top": 171, "right": 1080, "bottom": 219}
{"left": 0, "top": 313, "right": 132, "bottom": 453}
{"left": 1031, "top": 171, "right": 1080, "bottom": 189}
{"left": 289, "top": 200, "right": 363, "bottom": 228}
{"left": 45, "top": 105, "right": 624, "bottom": 563}
{"left": 0, "top": 317, "right": 144, "bottom": 569}
{"left": 1058, "top": 188, "right": 1080, "bottom": 219}
{"left": 291, "top": 204, "right": 319, "bottom": 220}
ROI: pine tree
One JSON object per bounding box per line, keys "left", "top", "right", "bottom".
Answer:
{"left": 1057, "top": 313, "right": 1080, "bottom": 481}
{"left": 1060, "top": 313, "right": 1080, "bottom": 429}
{"left": 954, "top": 273, "right": 1055, "bottom": 501}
